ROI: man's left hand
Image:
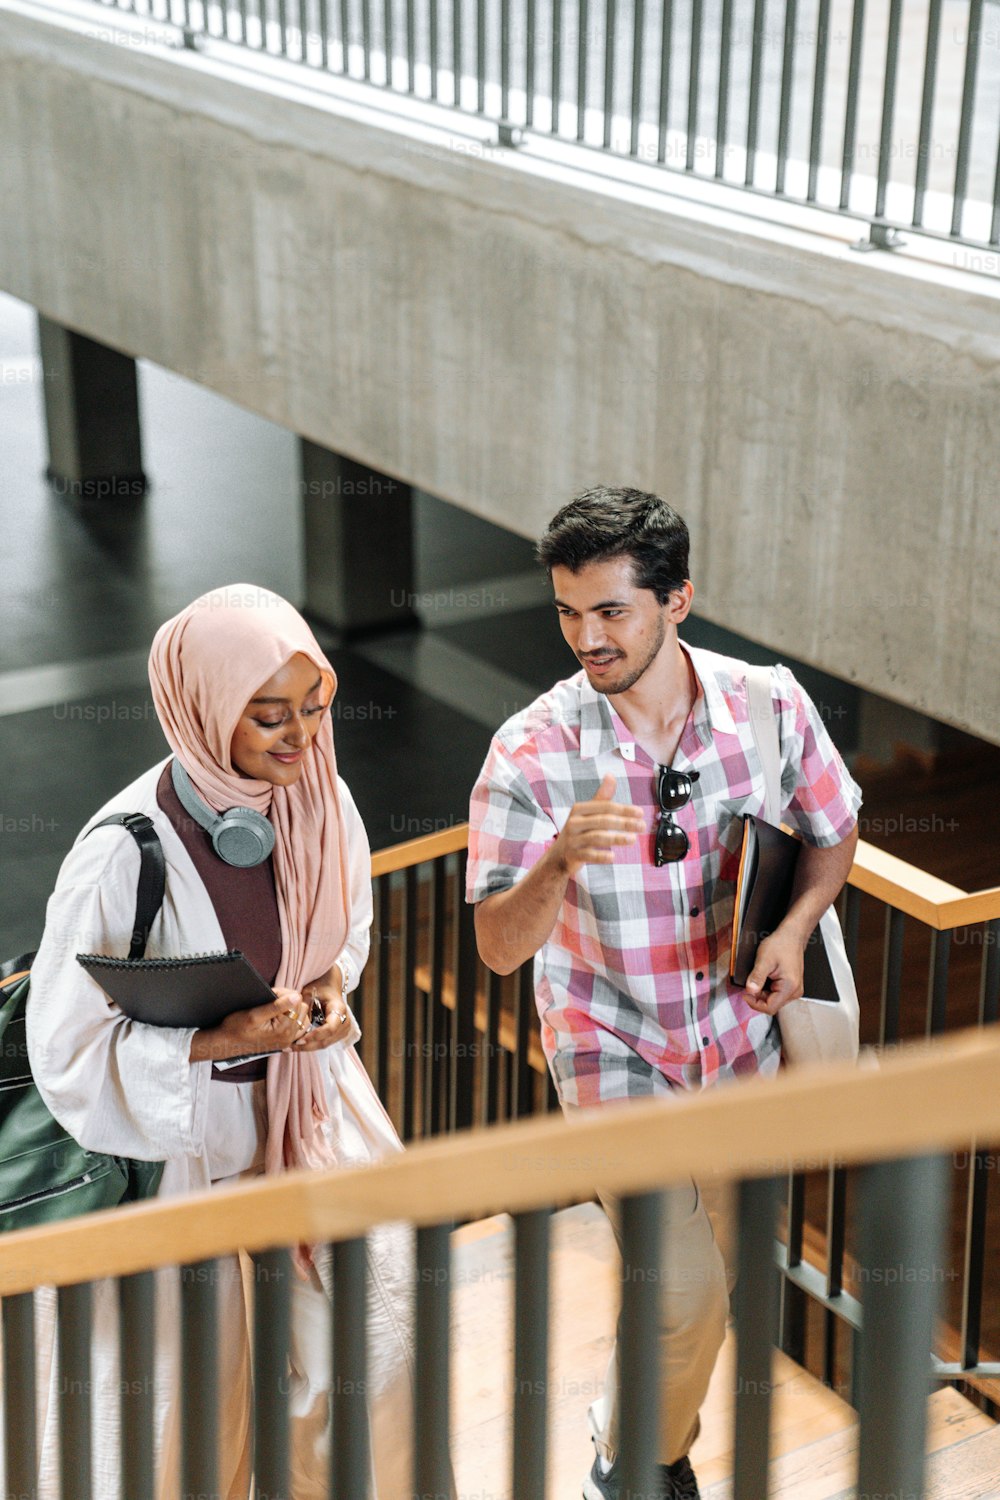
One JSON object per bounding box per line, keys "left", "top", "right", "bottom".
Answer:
{"left": 744, "top": 929, "right": 806, "bottom": 1015}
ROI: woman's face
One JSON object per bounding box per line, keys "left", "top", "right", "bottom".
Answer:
{"left": 230, "top": 652, "right": 330, "bottom": 785}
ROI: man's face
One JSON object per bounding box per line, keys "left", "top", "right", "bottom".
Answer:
{"left": 551, "top": 556, "right": 682, "bottom": 696}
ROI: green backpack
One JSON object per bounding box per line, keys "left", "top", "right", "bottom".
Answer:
{"left": 0, "top": 813, "right": 166, "bottom": 1231}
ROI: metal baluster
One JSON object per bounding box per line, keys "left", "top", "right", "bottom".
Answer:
{"left": 775, "top": 0, "right": 798, "bottom": 193}
{"left": 952, "top": 0, "right": 983, "bottom": 237}
{"left": 377, "top": 875, "right": 392, "bottom": 1105}
{"left": 685, "top": 0, "right": 702, "bottom": 171}
{"left": 501, "top": 0, "right": 511, "bottom": 119}
{"left": 855, "top": 1156, "right": 950, "bottom": 1500}
{"left": 577, "top": 0, "right": 589, "bottom": 141}
{"left": 339, "top": 0, "right": 349, "bottom": 70}
{"left": 362, "top": 0, "right": 372, "bottom": 79}
{"left": 414, "top": 1224, "right": 451, "bottom": 1500}
{"left": 807, "top": 0, "right": 830, "bottom": 200}
{"left": 253, "top": 1250, "right": 291, "bottom": 1500}
{"left": 959, "top": 919, "right": 1000, "bottom": 1370}
{"left": 59, "top": 1282, "right": 92, "bottom": 1500}
{"left": 429, "top": 0, "right": 439, "bottom": 98}
{"left": 450, "top": 0, "right": 460, "bottom": 103}
{"left": 526, "top": 0, "right": 536, "bottom": 127}
{"left": 120, "top": 1272, "right": 156, "bottom": 1500}
{"left": 332, "top": 1238, "right": 370, "bottom": 1498}
{"left": 838, "top": 0, "right": 866, "bottom": 210}
{"left": 476, "top": 0, "right": 486, "bottom": 113}
{"left": 386, "top": 0, "right": 395, "bottom": 86}
{"left": 880, "top": 907, "right": 905, "bottom": 1046}
{"left": 733, "top": 1178, "right": 780, "bottom": 1500}
{"left": 181, "top": 1260, "right": 219, "bottom": 1500}
{"left": 602, "top": 0, "right": 617, "bottom": 150}
{"left": 629, "top": 0, "right": 644, "bottom": 158}
{"left": 617, "top": 1192, "right": 663, "bottom": 1500}
{"left": 913, "top": 0, "right": 942, "bottom": 225}
{"left": 425, "top": 860, "right": 447, "bottom": 1137}
{"left": 453, "top": 852, "right": 478, "bottom": 1130}
{"left": 926, "top": 928, "right": 951, "bottom": 1035}
{"left": 4, "top": 1291, "right": 37, "bottom": 1500}
{"left": 656, "top": 0, "right": 674, "bottom": 163}
{"left": 318, "top": 0, "right": 330, "bottom": 67}
{"left": 779, "top": 1171, "right": 807, "bottom": 1365}
{"left": 744, "top": 0, "right": 766, "bottom": 186}
{"left": 824, "top": 1166, "right": 847, "bottom": 1389}
{"left": 405, "top": 0, "right": 417, "bottom": 89}
{"left": 514, "top": 964, "right": 534, "bottom": 1117}
{"left": 871, "top": 0, "right": 904, "bottom": 234}
{"left": 402, "top": 865, "right": 418, "bottom": 1142}
{"left": 513, "top": 1209, "right": 551, "bottom": 1496}
{"left": 715, "top": 0, "right": 733, "bottom": 178}
{"left": 551, "top": 0, "right": 563, "bottom": 132}
{"left": 278, "top": 0, "right": 288, "bottom": 57}
{"left": 485, "top": 967, "right": 503, "bottom": 1125}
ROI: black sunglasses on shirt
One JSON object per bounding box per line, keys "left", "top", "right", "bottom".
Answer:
{"left": 654, "top": 766, "right": 700, "bottom": 866}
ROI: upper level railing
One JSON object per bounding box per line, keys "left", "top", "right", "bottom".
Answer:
{"left": 84, "top": 0, "right": 1000, "bottom": 260}
{"left": 1, "top": 1025, "right": 999, "bottom": 1499}
{"left": 361, "top": 821, "right": 1000, "bottom": 1400}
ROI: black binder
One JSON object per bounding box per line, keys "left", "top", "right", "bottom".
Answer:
{"left": 76, "top": 949, "right": 276, "bottom": 1029}
{"left": 729, "top": 815, "right": 840, "bottom": 1002}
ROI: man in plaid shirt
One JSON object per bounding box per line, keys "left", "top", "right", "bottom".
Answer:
{"left": 467, "top": 488, "right": 861, "bottom": 1500}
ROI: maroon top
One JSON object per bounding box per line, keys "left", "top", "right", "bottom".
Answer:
{"left": 156, "top": 761, "right": 282, "bottom": 1082}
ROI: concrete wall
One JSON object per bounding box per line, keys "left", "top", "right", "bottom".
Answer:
{"left": 2, "top": 1, "right": 999, "bottom": 740}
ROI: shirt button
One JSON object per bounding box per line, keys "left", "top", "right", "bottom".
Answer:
{"left": 702, "top": 1036, "right": 710, "bottom": 1046}
{"left": 696, "top": 970, "right": 704, "bottom": 981}
{"left": 691, "top": 905, "right": 700, "bottom": 917}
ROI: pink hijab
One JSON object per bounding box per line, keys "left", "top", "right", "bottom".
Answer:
{"left": 148, "top": 583, "right": 350, "bottom": 1178}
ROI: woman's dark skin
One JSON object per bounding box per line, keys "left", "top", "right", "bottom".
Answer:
{"left": 188, "top": 652, "right": 354, "bottom": 1064}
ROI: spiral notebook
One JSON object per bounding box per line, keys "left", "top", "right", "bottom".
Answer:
{"left": 76, "top": 949, "right": 276, "bottom": 1029}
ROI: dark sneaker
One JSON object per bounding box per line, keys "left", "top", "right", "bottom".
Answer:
{"left": 662, "top": 1454, "right": 700, "bottom": 1499}
{"left": 582, "top": 1453, "right": 700, "bottom": 1500}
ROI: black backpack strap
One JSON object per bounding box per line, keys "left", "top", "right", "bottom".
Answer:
{"left": 86, "top": 813, "right": 166, "bottom": 960}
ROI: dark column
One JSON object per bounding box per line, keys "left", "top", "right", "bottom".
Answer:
{"left": 300, "top": 441, "right": 417, "bottom": 637}
{"left": 37, "top": 315, "right": 147, "bottom": 500}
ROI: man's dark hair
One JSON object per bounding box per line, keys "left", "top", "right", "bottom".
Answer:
{"left": 536, "top": 486, "right": 690, "bottom": 604}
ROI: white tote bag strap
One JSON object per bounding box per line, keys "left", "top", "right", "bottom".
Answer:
{"left": 745, "top": 664, "right": 781, "bottom": 825}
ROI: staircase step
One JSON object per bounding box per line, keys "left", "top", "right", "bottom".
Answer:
{"left": 701, "top": 1387, "right": 995, "bottom": 1499}
{"left": 925, "top": 1420, "right": 1000, "bottom": 1499}
{"left": 451, "top": 1208, "right": 997, "bottom": 1499}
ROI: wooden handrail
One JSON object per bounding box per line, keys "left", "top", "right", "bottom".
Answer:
{"left": 371, "top": 822, "right": 1000, "bottom": 931}
{"left": 370, "top": 823, "right": 469, "bottom": 876}
{"left": 1, "top": 1026, "right": 999, "bottom": 1296}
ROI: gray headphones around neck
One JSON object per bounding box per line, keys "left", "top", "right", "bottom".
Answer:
{"left": 170, "top": 758, "right": 275, "bottom": 868}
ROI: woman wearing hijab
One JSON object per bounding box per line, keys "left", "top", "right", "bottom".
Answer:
{"left": 26, "top": 584, "right": 415, "bottom": 1500}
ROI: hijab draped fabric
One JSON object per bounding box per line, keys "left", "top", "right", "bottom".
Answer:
{"left": 148, "top": 584, "right": 350, "bottom": 1181}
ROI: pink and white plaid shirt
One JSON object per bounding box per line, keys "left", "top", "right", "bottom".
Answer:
{"left": 466, "top": 642, "right": 862, "bottom": 1108}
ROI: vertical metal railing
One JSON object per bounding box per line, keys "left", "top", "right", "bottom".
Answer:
{"left": 87, "top": 0, "right": 1000, "bottom": 250}
{"left": 0, "top": 1145, "right": 963, "bottom": 1500}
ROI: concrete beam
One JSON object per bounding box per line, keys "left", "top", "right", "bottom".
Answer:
{"left": 1, "top": 2, "right": 998, "bottom": 737}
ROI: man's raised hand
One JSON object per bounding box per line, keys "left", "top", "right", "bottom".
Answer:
{"left": 551, "top": 772, "right": 645, "bottom": 877}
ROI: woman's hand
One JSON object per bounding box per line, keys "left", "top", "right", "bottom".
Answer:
{"left": 189, "top": 987, "right": 312, "bottom": 1062}
{"left": 290, "top": 968, "right": 355, "bottom": 1053}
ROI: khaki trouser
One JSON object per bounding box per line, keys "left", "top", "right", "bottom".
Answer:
{"left": 564, "top": 1100, "right": 738, "bottom": 1467}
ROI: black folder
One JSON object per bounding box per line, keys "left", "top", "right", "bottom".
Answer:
{"left": 729, "top": 815, "right": 840, "bottom": 1002}
{"left": 76, "top": 949, "right": 276, "bottom": 1029}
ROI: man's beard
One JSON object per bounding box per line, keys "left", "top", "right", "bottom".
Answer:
{"left": 585, "top": 613, "right": 666, "bottom": 696}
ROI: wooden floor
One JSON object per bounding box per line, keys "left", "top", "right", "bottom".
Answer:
{"left": 449, "top": 1204, "right": 1000, "bottom": 1499}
